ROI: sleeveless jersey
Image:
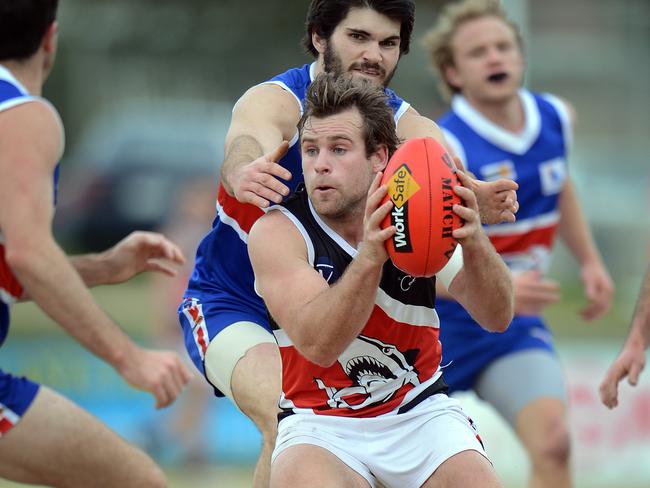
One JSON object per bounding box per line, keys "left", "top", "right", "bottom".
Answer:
{"left": 436, "top": 90, "right": 571, "bottom": 368}
{"left": 269, "top": 188, "right": 450, "bottom": 420}
{"left": 184, "top": 63, "right": 411, "bottom": 319}
{"left": 0, "top": 65, "right": 60, "bottom": 347}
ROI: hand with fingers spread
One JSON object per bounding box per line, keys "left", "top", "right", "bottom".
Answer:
{"left": 357, "top": 172, "right": 396, "bottom": 267}
{"left": 513, "top": 270, "right": 561, "bottom": 316}
{"left": 472, "top": 177, "right": 519, "bottom": 225}
{"left": 228, "top": 140, "right": 292, "bottom": 208}
{"left": 116, "top": 346, "right": 192, "bottom": 409}
{"left": 101, "top": 231, "right": 186, "bottom": 285}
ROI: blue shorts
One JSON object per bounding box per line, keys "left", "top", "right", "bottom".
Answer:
{"left": 438, "top": 300, "right": 556, "bottom": 394}
{"left": 0, "top": 369, "right": 40, "bottom": 437}
{"left": 178, "top": 292, "right": 269, "bottom": 397}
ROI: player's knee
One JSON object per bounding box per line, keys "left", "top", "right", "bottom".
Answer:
{"left": 258, "top": 412, "right": 279, "bottom": 445}
{"left": 532, "top": 422, "right": 571, "bottom": 467}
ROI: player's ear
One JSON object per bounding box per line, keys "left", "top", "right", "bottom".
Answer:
{"left": 312, "top": 32, "right": 327, "bottom": 55}
{"left": 43, "top": 21, "right": 58, "bottom": 54}
{"left": 444, "top": 64, "right": 462, "bottom": 91}
{"left": 371, "top": 144, "right": 389, "bottom": 173}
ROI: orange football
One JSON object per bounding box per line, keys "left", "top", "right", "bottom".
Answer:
{"left": 381, "top": 137, "right": 463, "bottom": 277}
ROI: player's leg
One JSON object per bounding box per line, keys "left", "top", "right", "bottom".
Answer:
{"left": 180, "top": 295, "right": 280, "bottom": 488}
{"left": 379, "top": 394, "right": 501, "bottom": 488}
{"left": 271, "top": 444, "right": 371, "bottom": 488}
{"left": 475, "top": 349, "right": 570, "bottom": 488}
{"left": 203, "top": 321, "right": 279, "bottom": 488}
{"left": 421, "top": 450, "right": 502, "bottom": 488}
{"left": 0, "top": 384, "right": 166, "bottom": 487}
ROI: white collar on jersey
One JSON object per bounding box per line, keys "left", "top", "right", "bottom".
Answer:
{"left": 0, "top": 64, "right": 30, "bottom": 95}
{"left": 451, "top": 89, "right": 541, "bottom": 155}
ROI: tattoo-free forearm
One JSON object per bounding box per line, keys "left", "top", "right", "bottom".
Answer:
{"left": 628, "top": 265, "right": 650, "bottom": 348}
{"left": 459, "top": 234, "right": 513, "bottom": 331}
{"left": 292, "top": 255, "right": 383, "bottom": 367}
{"left": 220, "top": 135, "right": 265, "bottom": 194}
{"left": 8, "top": 236, "right": 134, "bottom": 369}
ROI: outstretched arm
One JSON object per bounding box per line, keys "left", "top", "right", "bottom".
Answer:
{"left": 396, "top": 108, "right": 518, "bottom": 224}
{"left": 0, "top": 102, "right": 190, "bottom": 408}
{"left": 558, "top": 180, "right": 614, "bottom": 320}
{"left": 70, "top": 231, "right": 185, "bottom": 287}
{"left": 600, "top": 265, "right": 650, "bottom": 408}
{"left": 220, "top": 84, "right": 301, "bottom": 208}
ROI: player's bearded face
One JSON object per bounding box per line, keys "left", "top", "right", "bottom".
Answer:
{"left": 324, "top": 41, "right": 398, "bottom": 88}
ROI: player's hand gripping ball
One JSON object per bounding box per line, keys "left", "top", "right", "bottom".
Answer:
{"left": 381, "top": 137, "right": 462, "bottom": 277}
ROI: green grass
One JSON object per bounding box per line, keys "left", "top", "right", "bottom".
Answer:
{"left": 8, "top": 277, "right": 632, "bottom": 341}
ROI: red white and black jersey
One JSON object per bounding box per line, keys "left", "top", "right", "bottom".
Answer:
{"left": 268, "top": 188, "right": 453, "bottom": 420}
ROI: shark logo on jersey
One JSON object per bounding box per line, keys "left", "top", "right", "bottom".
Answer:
{"left": 315, "top": 335, "right": 420, "bottom": 410}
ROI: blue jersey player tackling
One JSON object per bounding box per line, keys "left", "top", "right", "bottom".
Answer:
{"left": 178, "top": 1, "right": 519, "bottom": 486}
{"left": 423, "top": 1, "right": 614, "bottom": 487}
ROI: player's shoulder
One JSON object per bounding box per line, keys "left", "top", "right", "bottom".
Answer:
{"left": 0, "top": 98, "right": 64, "bottom": 158}
{"left": 249, "top": 206, "right": 306, "bottom": 260}
{"left": 234, "top": 82, "right": 301, "bottom": 123}
{"left": 534, "top": 91, "right": 576, "bottom": 126}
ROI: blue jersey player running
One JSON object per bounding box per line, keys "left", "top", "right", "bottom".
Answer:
{"left": 423, "top": 1, "right": 614, "bottom": 487}
{"left": 0, "top": 1, "right": 191, "bottom": 486}
{"left": 179, "top": 2, "right": 519, "bottom": 486}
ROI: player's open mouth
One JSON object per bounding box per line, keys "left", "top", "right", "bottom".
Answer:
{"left": 487, "top": 72, "right": 508, "bottom": 83}
{"left": 316, "top": 186, "right": 335, "bottom": 192}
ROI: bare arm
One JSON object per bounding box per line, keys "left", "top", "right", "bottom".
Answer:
{"left": 0, "top": 102, "right": 190, "bottom": 408}
{"left": 558, "top": 179, "right": 613, "bottom": 320}
{"left": 69, "top": 231, "right": 185, "bottom": 288}
{"left": 397, "top": 108, "right": 518, "bottom": 224}
{"left": 220, "top": 84, "right": 301, "bottom": 207}
{"left": 600, "top": 264, "right": 650, "bottom": 408}
{"left": 445, "top": 171, "right": 514, "bottom": 331}
{"left": 249, "top": 175, "right": 395, "bottom": 367}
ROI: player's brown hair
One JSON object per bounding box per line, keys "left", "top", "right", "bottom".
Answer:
{"left": 421, "top": 0, "right": 523, "bottom": 101}
{"left": 299, "top": 72, "right": 400, "bottom": 159}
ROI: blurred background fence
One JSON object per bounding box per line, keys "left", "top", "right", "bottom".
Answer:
{"left": 1, "top": 0, "right": 648, "bottom": 486}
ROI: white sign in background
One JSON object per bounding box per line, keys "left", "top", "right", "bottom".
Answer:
{"left": 455, "top": 342, "right": 650, "bottom": 488}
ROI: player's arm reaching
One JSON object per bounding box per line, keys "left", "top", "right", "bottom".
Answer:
{"left": 397, "top": 108, "right": 519, "bottom": 225}
{"left": 443, "top": 171, "right": 514, "bottom": 332}
{"left": 0, "top": 101, "right": 191, "bottom": 409}
{"left": 557, "top": 179, "right": 613, "bottom": 320}
{"left": 555, "top": 100, "right": 613, "bottom": 320}
{"left": 248, "top": 173, "right": 395, "bottom": 367}
{"left": 69, "top": 231, "right": 186, "bottom": 287}
{"left": 220, "top": 84, "right": 302, "bottom": 208}
{"left": 600, "top": 264, "right": 650, "bottom": 408}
